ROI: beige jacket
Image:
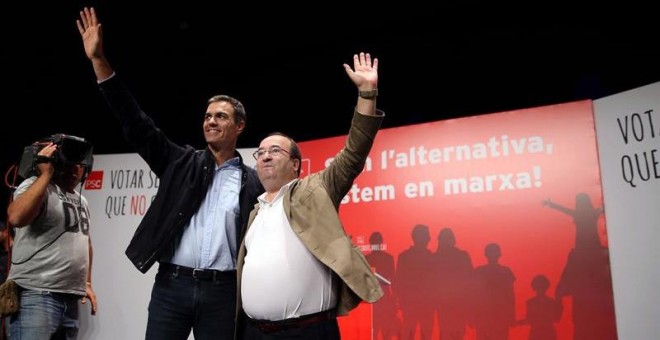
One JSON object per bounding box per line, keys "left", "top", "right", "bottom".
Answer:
{"left": 237, "top": 110, "right": 385, "bottom": 317}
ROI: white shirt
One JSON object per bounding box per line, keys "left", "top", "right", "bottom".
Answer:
{"left": 241, "top": 180, "right": 337, "bottom": 321}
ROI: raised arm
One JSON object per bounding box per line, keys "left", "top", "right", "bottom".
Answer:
{"left": 77, "top": 7, "right": 114, "bottom": 81}
{"left": 7, "top": 143, "right": 57, "bottom": 227}
{"left": 324, "top": 52, "right": 384, "bottom": 204}
{"left": 542, "top": 198, "right": 574, "bottom": 216}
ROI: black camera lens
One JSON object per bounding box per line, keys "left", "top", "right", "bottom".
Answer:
{"left": 60, "top": 138, "right": 92, "bottom": 164}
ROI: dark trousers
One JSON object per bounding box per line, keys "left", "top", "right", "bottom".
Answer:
{"left": 242, "top": 314, "right": 340, "bottom": 340}
{"left": 145, "top": 266, "right": 237, "bottom": 340}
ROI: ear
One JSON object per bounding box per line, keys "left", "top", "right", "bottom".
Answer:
{"left": 293, "top": 159, "right": 300, "bottom": 174}
{"left": 235, "top": 120, "right": 246, "bottom": 135}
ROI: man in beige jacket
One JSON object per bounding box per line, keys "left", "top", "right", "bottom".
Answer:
{"left": 237, "top": 52, "right": 384, "bottom": 339}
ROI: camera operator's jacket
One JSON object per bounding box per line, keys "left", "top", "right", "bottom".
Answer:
{"left": 99, "top": 75, "right": 264, "bottom": 273}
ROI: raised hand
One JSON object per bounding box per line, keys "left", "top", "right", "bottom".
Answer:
{"left": 76, "top": 7, "right": 114, "bottom": 80}
{"left": 36, "top": 143, "right": 57, "bottom": 177}
{"left": 76, "top": 7, "right": 104, "bottom": 61}
{"left": 343, "top": 52, "right": 379, "bottom": 91}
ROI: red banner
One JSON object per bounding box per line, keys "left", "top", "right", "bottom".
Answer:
{"left": 300, "top": 100, "right": 617, "bottom": 339}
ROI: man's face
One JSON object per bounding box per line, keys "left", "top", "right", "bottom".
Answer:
{"left": 56, "top": 164, "right": 86, "bottom": 192}
{"left": 203, "top": 101, "right": 244, "bottom": 148}
{"left": 255, "top": 135, "right": 298, "bottom": 189}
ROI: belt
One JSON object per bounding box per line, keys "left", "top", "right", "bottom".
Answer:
{"left": 246, "top": 309, "right": 336, "bottom": 334}
{"left": 159, "top": 263, "right": 235, "bottom": 281}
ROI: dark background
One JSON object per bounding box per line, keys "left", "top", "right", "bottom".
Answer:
{"left": 2, "top": 1, "right": 659, "bottom": 220}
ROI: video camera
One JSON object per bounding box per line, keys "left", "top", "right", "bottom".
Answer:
{"left": 17, "top": 133, "right": 94, "bottom": 179}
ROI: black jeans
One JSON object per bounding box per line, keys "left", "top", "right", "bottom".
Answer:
{"left": 242, "top": 316, "right": 339, "bottom": 340}
{"left": 146, "top": 266, "right": 237, "bottom": 340}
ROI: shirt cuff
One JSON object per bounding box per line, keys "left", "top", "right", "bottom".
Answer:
{"left": 97, "top": 71, "right": 116, "bottom": 84}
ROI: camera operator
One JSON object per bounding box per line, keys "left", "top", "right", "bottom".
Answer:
{"left": 5, "top": 136, "right": 97, "bottom": 340}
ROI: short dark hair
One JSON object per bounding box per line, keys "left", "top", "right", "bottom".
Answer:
{"left": 208, "top": 95, "right": 246, "bottom": 125}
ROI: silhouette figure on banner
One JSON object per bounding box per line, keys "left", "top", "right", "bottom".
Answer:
{"left": 395, "top": 224, "right": 435, "bottom": 340}
{"left": 516, "top": 274, "right": 563, "bottom": 340}
{"left": 543, "top": 193, "right": 604, "bottom": 251}
{"left": 473, "top": 243, "right": 516, "bottom": 340}
{"left": 433, "top": 227, "right": 474, "bottom": 340}
{"left": 365, "top": 231, "right": 401, "bottom": 340}
{"left": 543, "top": 193, "right": 617, "bottom": 340}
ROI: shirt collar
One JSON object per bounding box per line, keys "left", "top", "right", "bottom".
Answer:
{"left": 216, "top": 156, "right": 241, "bottom": 170}
{"left": 257, "top": 178, "right": 298, "bottom": 205}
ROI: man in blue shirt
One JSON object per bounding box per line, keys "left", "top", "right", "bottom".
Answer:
{"left": 77, "top": 7, "right": 264, "bottom": 339}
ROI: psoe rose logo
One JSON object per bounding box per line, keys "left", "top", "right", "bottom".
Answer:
{"left": 85, "top": 170, "right": 104, "bottom": 190}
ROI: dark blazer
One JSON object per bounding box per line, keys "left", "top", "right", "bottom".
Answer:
{"left": 237, "top": 110, "right": 385, "bottom": 318}
{"left": 99, "top": 75, "right": 264, "bottom": 273}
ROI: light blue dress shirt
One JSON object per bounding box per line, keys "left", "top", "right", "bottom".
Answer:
{"left": 169, "top": 157, "right": 241, "bottom": 271}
